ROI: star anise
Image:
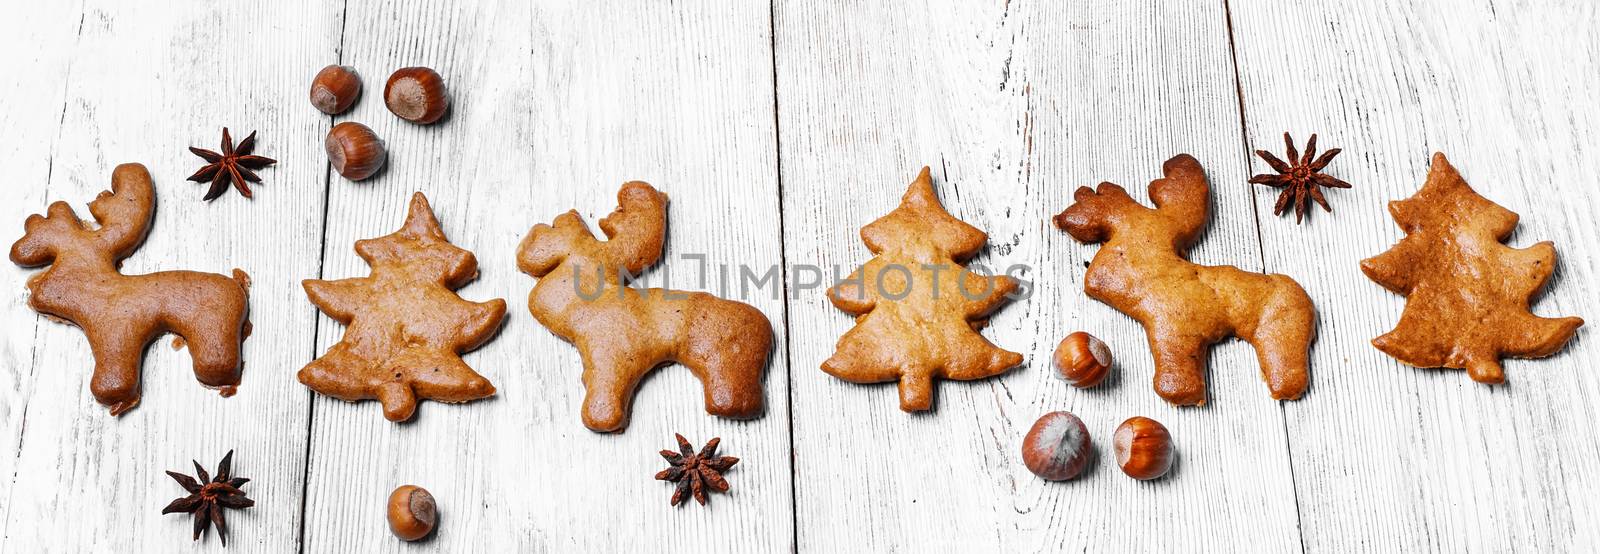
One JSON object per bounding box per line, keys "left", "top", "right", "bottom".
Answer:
{"left": 162, "top": 450, "right": 254, "bottom": 546}
{"left": 187, "top": 127, "right": 276, "bottom": 200}
{"left": 655, "top": 434, "right": 738, "bottom": 506}
{"left": 1249, "top": 132, "right": 1353, "bottom": 223}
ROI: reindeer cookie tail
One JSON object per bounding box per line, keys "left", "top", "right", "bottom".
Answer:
{"left": 230, "top": 268, "right": 252, "bottom": 291}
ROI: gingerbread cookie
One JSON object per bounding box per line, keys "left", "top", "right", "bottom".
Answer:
{"left": 300, "top": 192, "right": 505, "bottom": 422}
{"left": 1362, "top": 153, "right": 1583, "bottom": 383}
{"left": 1054, "top": 154, "right": 1315, "bottom": 405}
{"left": 516, "top": 182, "right": 772, "bottom": 432}
{"left": 10, "top": 163, "right": 249, "bottom": 415}
{"left": 822, "top": 167, "right": 1022, "bottom": 412}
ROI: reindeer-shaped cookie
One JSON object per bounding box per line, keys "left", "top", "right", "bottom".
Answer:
{"left": 1054, "top": 154, "right": 1315, "bottom": 405}
{"left": 517, "top": 182, "right": 772, "bottom": 432}
{"left": 10, "top": 163, "right": 249, "bottom": 415}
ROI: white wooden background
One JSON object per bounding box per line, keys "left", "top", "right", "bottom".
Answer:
{"left": 1, "top": 1, "right": 1596, "bottom": 552}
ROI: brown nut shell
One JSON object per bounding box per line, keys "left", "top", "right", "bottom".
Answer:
{"left": 387, "top": 485, "right": 437, "bottom": 541}
{"left": 1021, "top": 411, "right": 1092, "bottom": 481}
{"left": 1053, "top": 331, "right": 1112, "bottom": 387}
{"left": 310, "top": 65, "right": 362, "bottom": 115}
{"left": 1113, "top": 416, "right": 1173, "bottom": 480}
{"left": 325, "top": 122, "right": 386, "bottom": 181}
{"left": 384, "top": 67, "right": 449, "bottom": 124}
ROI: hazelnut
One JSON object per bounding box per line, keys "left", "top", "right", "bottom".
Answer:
{"left": 325, "top": 122, "right": 386, "bottom": 181}
{"left": 386, "top": 485, "right": 437, "bottom": 541}
{"left": 1021, "top": 411, "right": 1092, "bottom": 481}
{"left": 1053, "top": 331, "right": 1111, "bottom": 387}
{"left": 309, "top": 65, "right": 362, "bottom": 115}
{"left": 1113, "top": 416, "right": 1173, "bottom": 480}
{"left": 384, "top": 67, "right": 449, "bottom": 124}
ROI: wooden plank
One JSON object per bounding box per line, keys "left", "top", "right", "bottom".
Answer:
{"left": 776, "top": 0, "right": 1302, "bottom": 550}
{"left": 5, "top": 1, "right": 1596, "bottom": 551}
{"left": 1229, "top": 0, "right": 1600, "bottom": 550}
{"left": 0, "top": 1, "right": 84, "bottom": 533}
{"left": 0, "top": 1, "right": 340, "bottom": 551}
{"left": 299, "top": 1, "right": 791, "bottom": 551}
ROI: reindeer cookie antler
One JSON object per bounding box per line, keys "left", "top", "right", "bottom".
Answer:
{"left": 300, "top": 193, "right": 506, "bottom": 422}
{"left": 1054, "top": 154, "right": 1315, "bottom": 405}
{"left": 10, "top": 163, "right": 250, "bottom": 415}
{"left": 517, "top": 182, "right": 772, "bottom": 433}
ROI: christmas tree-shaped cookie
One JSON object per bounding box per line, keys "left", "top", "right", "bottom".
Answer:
{"left": 1362, "top": 153, "right": 1583, "bottom": 383}
{"left": 300, "top": 193, "right": 506, "bottom": 421}
{"left": 823, "top": 167, "right": 1023, "bottom": 412}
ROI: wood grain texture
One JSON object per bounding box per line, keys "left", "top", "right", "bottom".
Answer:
{"left": 0, "top": 1, "right": 83, "bottom": 535}
{"left": 4, "top": 0, "right": 1599, "bottom": 552}
{"left": 1230, "top": 0, "right": 1600, "bottom": 551}
{"left": 299, "top": 0, "right": 790, "bottom": 551}
{"left": 775, "top": 0, "right": 1300, "bottom": 550}
{"left": 0, "top": 1, "right": 339, "bottom": 551}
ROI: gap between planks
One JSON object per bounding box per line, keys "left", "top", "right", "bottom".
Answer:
{"left": 764, "top": 1, "right": 804, "bottom": 552}
{"left": 295, "top": 0, "right": 351, "bottom": 552}
{"left": 1221, "top": 0, "right": 1309, "bottom": 552}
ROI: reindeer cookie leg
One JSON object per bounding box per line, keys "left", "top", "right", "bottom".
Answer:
{"left": 683, "top": 353, "right": 766, "bottom": 419}
{"left": 578, "top": 343, "right": 652, "bottom": 432}
{"left": 85, "top": 325, "right": 146, "bottom": 416}
{"left": 1248, "top": 283, "right": 1315, "bottom": 399}
{"left": 181, "top": 326, "right": 244, "bottom": 394}
{"left": 679, "top": 300, "right": 771, "bottom": 419}
{"left": 174, "top": 293, "right": 247, "bottom": 394}
{"left": 1147, "top": 331, "right": 1211, "bottom": 406}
